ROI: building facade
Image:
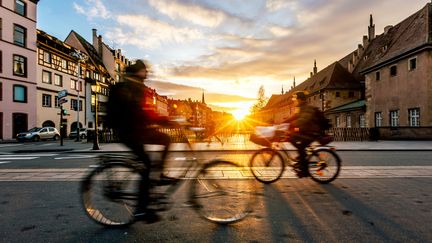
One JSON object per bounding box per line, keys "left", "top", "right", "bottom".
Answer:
{"left": 36, "top": 29, "right": 87, "bottom": 136}
{"left": 0, "top": 0, "right": 39, "bottom": 140}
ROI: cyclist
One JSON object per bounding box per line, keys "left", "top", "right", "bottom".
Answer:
{"left": 284, "top": 91, "right": 328, "bottom": 177}
{"left": 107, "top": 59, "right": 176, "bottom": 222}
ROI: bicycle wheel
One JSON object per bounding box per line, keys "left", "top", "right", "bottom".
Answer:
{"left": 189, "top": 160, "right": 255, "bottom": 224}
{"left": 249, "top": 148, "right": 285, "bottom": 183}
{"left": 81, "top": 162, "right": 142, "bottom": 227}
{"left": 308, "top": 148, "right": 341, "bottom": 184}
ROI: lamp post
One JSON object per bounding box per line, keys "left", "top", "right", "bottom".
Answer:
{"left": 91, "top": 83, "right": 100, "bottom": 150}
{"left": 70, "top": 50, "right": 88, "bottom": 142}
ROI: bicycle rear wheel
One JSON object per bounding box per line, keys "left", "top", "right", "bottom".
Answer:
{"left": 308, "top": 148, "right": 341, "bottom": 184}
{"left": 81, "top": 162, "right": 141, "bottom": 227}
{"left": 249, "top": 148, "right": 285, "bottom": 183}
{"left": 189, "top": 160, "right": 255, "bottom": 224}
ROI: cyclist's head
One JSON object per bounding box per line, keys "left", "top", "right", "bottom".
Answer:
{"left": 125, "top": 59, "right": 148, "bottom": 80}
{"left": 292, "top": 91, "right": 307, "bottom": 104}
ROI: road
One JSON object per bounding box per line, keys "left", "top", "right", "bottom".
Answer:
{"left": 0, "top": 142, "right": 431, "bottom": 242}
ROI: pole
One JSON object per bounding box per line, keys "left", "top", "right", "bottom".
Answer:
{"left": 92, "top": 91, "right": 100, "bottom": 150}
{"left": 60, "top": 104, "right": 63, "bottom": 146}
{"left": 76, "top": 62, "right": 80, "bottom": 141}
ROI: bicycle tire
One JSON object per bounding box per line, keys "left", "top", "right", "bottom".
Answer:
{"left": 189, "top": 160, "right": 254, "bottom": 224}
{"left": 81, "top": 162, "right": 142, "bottom": 227}
{"left": 249, "top": 148, "right": 285, "bottom": 183}
{"left": 308, "top": 148, "right": 341, "bottom": 184}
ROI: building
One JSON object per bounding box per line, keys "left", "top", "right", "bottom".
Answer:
{"left": 0, "top": 0, "right": 39, "bottom": 140}
{"left": 64, "top": 30, "right": 113, "bottom": 131}
{"left": 358, "top": 3, "right": 432, "bottom": 139}
{"left": 36, "top": 29, "right": 87, "bottom": 136}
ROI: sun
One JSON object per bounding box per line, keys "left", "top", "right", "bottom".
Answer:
{"left": 232, "top": 109, "right": 249, "bottom": 121}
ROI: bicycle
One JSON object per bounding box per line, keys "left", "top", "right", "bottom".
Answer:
{"left": 249, "top": 129, "right": 341, "bottom": 184}
{"left": 81, "top": 126, "right": 255, "bottom": 227}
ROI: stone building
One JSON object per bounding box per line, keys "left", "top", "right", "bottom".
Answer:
{"left": 0, "top": 0, "right": 39, "bottom": 140}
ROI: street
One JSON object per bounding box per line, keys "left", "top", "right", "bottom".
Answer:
{"left": 0, "top": 141, "right": 431, "bottom": 242}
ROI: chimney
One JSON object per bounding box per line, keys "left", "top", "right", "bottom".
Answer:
{"left": 92, "top": 29, "right": 98, "bottom": 48}
{"left": 368, "top": 14, "right": 375, "bottom": 40}
{"left": 363, "top": 35, "right": 368, "bottom": 48}
{"left": 98, "top": 35, "right": 103, "bottom": 57}
{"left": 313, "top": 60, "right": 318, "bottom": 75}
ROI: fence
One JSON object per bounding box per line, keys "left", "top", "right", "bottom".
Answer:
{"left": 329, "top": 128, "right": 371, "bottom": 141}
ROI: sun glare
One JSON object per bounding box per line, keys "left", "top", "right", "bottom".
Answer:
{"left": 232, "top": 109, "right": 249, "bottom": 121}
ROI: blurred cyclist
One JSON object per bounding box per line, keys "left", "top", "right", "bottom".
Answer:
{"left": 284, "top": 91, "right": 328, "bottom": 177}
{"left": 107, "top": 59, "right": 176, "bottom": 222}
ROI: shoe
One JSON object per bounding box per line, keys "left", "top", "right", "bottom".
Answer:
{"left": 135, "top": 211, "right": 161, "bottom": 224}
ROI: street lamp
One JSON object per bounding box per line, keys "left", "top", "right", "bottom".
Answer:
{"left": 70, "top": 50, "right": 88, "bottom": 142}
{"left": 91, "top": 83, "right": 100, "bottom": 150}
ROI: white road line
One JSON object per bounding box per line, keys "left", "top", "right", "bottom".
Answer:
{"left": 0, "top": 153, "right": 58, "bottom": 157}
{"left": 0, "top": 157, "right": 37, "bottom": 160}
{"left": 0, "top": 161, "right": 11, "bottom": 164}
{"left": 54, "top": 155, "right": 97, "bottom": 160}
{"left": 0, "top": 144, "right": 23, "bottom": 148}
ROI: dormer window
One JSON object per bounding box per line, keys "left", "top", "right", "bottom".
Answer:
{"left": 382, "top": 45, "right": 388, "bottom": 52}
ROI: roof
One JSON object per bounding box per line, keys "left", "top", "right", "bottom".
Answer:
{"left": 66, "top": 30, "right": 109, "bottom": 76}
{"left": 358, "top": 3, "right": 432, "bottom": 73}
{"left": 326, "top": 99, "right": 365, "bottom": 113}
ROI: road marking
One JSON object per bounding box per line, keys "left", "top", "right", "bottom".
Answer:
{"left": 0, "top": 161, "right": 11, "bottom": 164}
{"left": 0, "top": 153, "right": 58, "bottom": 157}
{"left": 0, "top": 157, "right": 37, "bottom": 160}
{"left": 0, "top": 166, "right": 431, "bottom": 181}
{"left": 54, "top": 155, "right": 97, "bottom": 160}
{"left": 0, "top": 144, "right": 23, "bottom": 148}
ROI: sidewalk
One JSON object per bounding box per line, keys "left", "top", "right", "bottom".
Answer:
{"left": 8, "top": 139, "right": 432, "bottom": 153}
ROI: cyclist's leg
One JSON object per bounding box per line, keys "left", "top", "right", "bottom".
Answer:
{"left": 291, "top": 135, "right": 312, "bottom": 176}
{"left": 141, "top": 128, "right": 171, "bottom": 176}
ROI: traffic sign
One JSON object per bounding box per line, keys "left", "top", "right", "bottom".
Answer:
{"left": 58, "top": 89, "right": 68, "bottom": 99}
{"left": 59, "top": 98, "right": 68, "bottom": 105}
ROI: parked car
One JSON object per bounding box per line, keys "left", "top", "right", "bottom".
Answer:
{"left": 69, "top": 128, "right": 87, "bottom": 139}
{"left": 16, "top": 127, "right": 60, "bottom": 142}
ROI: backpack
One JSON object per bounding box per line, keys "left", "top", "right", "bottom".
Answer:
{"left": 106, "top": 83, "right": 126, "bottom": 129}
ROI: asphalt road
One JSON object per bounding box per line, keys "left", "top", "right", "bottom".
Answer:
{"left": 0, "top": 142, "right": 431, "bottom": 242}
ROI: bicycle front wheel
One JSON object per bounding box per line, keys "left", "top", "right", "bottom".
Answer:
{"left": 308, "top": 148, "right": 341, "bottom": 184}
{"left": 249, "top": 148, "right": 285, "bottom": 183}
{"left": 189, "top": 160, "right": 255, "bottom": 224}
{"left": 81, "top": 162, "right": 141, "bottom": 227}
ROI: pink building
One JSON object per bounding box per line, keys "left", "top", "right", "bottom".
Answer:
{"left": 0, "top": 0, "right": 39, "bottom": 140}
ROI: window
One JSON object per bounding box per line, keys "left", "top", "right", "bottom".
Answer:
{"left": 54, "top": 96, "right": 60, "bottom": 108}
{"left": 375, "top": 71, "right": 380, "bottom": 81}
{"left": 390, "top": 65, "right": 397, "bottom": 76}
{"left": 408, "top": 108, "right": 420, "bottom": 127}
{"left": 0, "top": 50, "right": 2, "bottom": 73}
{"left": 408, "top": 57, "right": 417, "bottom": 71}
{"left": 13, "top": 24, "right": 26, "bottom": 47}
{"left": 43, "top": 52, "right": 51, "bottom": 64}
{"left": 42, "top": 94, "right": 51, "bottom": 107}
{"left": 71, "top": 80, "right": 76, "bottom": 90}
{"left": 346, "top": 115, "right": 352, "bottom": 128}
{"left": 54, "top": 74, "right": 62, "bottom": 86}
{"left": 61, "top": 59, "right": 67, "bottom": 69}
{"left": 390, "top": 110, "right": 399, "bottom": 127}
{"left": 13, "top": 85, "right": 27, "bottom": 103}
{"left": 335, "top": 116, "right": 340, "bottom": 128}
{"left": 359, "top": 114, "right": 366, "bottom": 128}
{"left": 335, "top": 92, "right": 340, "bottom": 98}
{"left": 0, "top": 18, "right": 2, "bottom": 40}
{"left": 375, "top": 112, "right": 382, "bottom": 127}
{"left": 42, "top": 70, "right": 52, "bottom": 84}
{"left": 348, "top": 91, "right": 354, "bottom": 98}
{"left": 71, "top": 99, "right": 82, "bottom": 111}
{"left": 15, "top": 0, "right": 26, "bottom": 16}
{"left": 13, "top": 55, "right": 26, "bottom": 76}
{"left": 0, "top": 82, "right": 2, "bottom": 101}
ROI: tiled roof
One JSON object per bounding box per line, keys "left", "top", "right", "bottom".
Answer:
{"left": 358, "top": 3, "right": 431, "bottom": 73}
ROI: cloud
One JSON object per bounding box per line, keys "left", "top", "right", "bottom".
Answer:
{"left": 105, "top": 15, "right": 203, "bottom": 49}
{"left": 73, "top": 0, "right": 110, "bottom": 19}
{"left": 148, "top": 0, "right": 226, "bottom": 27}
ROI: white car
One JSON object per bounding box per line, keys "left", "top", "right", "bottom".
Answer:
{"left": 16, "top": 127, "right": 60, "bottom": 142}
{"left": 69, "top": 128, "right": 87, "bottom": 139}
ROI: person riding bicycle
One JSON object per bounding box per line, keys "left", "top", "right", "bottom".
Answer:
{"left": 107, "top": 59, "right": 176, "bottom": 222}
{"left": 284, "top": 91, "right": 329, "bottom": 177}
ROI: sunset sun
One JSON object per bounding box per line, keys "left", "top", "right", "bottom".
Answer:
{"left": 232, "top": 109, "right": 249, "bottom": 121}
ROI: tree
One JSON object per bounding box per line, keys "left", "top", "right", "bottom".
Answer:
{"left": 250, "top": 85, "right": 268, "bottom": 114}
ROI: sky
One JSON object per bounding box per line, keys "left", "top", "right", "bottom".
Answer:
{"left": 37, "top": 0, "right": 431, "bottom": 116}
